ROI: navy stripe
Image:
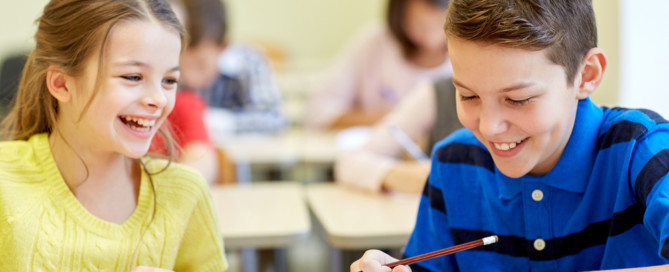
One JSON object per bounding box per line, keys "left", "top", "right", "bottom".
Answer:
{"left": 435, "top": 143, "right": 495, "bottom": 172}
{"left": 662, "top": 237, "right": 669, "bottom": 260}
{"left": 597, "top": 121, "right": 647, "bottom": 150}
{"left": 423, "top": 181, "right": 447, "bottom": 215}
{"left": 638, "top": 109, "right": 668, "bottom": 125}
{"left": 635, "top": 149, "right": 669, "bottom": 205}
{"left": 449, "top": 203, "right": 644, "bottom": 261}
{"left": 609, "top": 203, "right": 645, "bottom": 236}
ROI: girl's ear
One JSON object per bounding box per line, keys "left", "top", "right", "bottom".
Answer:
{"left": 576, "top": 48, "right": 607, "bottom": 99}
{"left": 46, "top": 65, "right": 73, "bottom": 102}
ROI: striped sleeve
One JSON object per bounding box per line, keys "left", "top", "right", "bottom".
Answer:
{"left": 629, "top": 125, "right": 669, "bottom": 260}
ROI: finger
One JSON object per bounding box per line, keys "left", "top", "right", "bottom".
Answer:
{"left": 392, "top": 265, "right": 412, "bottom": 272}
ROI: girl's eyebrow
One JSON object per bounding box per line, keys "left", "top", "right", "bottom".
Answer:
{"left": 113, "top": 61, "right": 179, "bottom": 72}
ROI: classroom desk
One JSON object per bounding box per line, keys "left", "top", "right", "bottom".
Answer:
{"left": 213, "top": 129, "right": 341, "bottom": 181}
{"left": 211, "top": 182, "right": 311, "bottom": 272}
{"left": 306, "top": 183, "right": 421, "bottom": 271}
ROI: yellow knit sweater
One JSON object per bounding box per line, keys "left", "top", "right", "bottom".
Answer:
{"left": 0, "top": 133, "right": 228, "bottom": 271}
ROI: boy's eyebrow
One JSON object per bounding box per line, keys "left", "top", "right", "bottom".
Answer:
{"left": 452, "top": 78, "right": 536, "bottom": 92}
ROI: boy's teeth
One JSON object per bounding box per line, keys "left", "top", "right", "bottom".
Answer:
{"left": 494, "top": 141, "right": 520, "bottom": 151}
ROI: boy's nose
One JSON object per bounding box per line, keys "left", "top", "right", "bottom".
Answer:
{"left": 478, "top": 105, "right": 508, "bottom": 137}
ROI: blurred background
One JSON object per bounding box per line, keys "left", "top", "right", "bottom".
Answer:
{"left": 2, "top": 0, "right": 668, "bottom": 119}
{"left": 1, "top": 1, "right": 668, "bottom": 271}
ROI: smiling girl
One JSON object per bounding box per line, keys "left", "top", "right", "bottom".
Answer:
{"left": 0, "top": 0, "right": 227, "bottom": 271}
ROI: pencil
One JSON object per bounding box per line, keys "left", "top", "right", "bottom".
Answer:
{"left": 385, "top": 235, "right": 498, "bottom": 269}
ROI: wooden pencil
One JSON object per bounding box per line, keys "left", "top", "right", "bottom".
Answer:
{"left": 385, "top": 235, "right": 498, "bottom": 269}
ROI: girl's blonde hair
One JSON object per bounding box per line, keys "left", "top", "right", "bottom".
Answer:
{"left": 0, "top": 0, "right": 186, "bottom": 159}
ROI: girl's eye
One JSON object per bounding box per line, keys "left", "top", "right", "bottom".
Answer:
{"left": 507, "top": 97, "right": 532, "bottom": 106}
{"left": 163, "top": 77, "right": 178, "bottom": 85}
{"left": 121, "top": 74, "right": 142, "bottom": 81}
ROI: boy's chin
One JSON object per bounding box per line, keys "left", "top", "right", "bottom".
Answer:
{"left": 495, "top": 163, "right": 531, "bottom": 179}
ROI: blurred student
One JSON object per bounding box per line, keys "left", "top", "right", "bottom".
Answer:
{"left": 352, "top": 0, "right": 669, "bottom": 271}
{"left": 0, "top": 0, "right": 226, "bottom": 271}
{"left": 335, "top": 77, "right": 461, "bottom": 194}
{"left": 177, "top": 0, "right": 288, "bottom": 134}
{"left": 305, "top": 0, "right": 452, "bottom": 130}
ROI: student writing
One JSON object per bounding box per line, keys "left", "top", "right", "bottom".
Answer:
{"left": 352, "top": 0, "right": 669, "bottom": 271}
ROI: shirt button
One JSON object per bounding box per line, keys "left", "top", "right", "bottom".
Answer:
{"left": 531, "top": 189, "right": 544, "bottom": 202}
{"left": 534, "top": 238, "right": 546, "bottom": 251}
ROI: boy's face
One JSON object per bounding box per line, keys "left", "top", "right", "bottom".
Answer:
{"left": 449, "top": 38, "right": 583, "bottom": 178}
{"left": 179, "top": 40, "right": 223, "bottom": 90}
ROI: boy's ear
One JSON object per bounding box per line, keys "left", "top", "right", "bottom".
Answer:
{"left": 46, "top": 65, "right": 73, "bottom": 102}
{"left": 576, "top": 48, "right": 607, "bottom": 99}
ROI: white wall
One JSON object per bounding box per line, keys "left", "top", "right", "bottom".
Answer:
{"left": 619, "top": 0, "right": 669, "bottom": 117}
{"left": 0, "top": 0, "right": 48, "bottom": 59}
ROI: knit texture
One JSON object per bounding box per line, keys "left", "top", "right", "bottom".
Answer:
{"left": 0, "top": 133, "right": 228, "bottom": 271}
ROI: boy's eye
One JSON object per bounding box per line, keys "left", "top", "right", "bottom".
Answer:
{"left": 507, "top": 97, "right": 532, "bottom": 106}
{"left": 121, "top": 74, "right": 142, "bottom": 81}
{"left": 459, "top": 95, "right": 478, "bottom": 101}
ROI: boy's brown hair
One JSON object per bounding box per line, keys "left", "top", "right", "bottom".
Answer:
{"left": 444, "top": 0, "right": 597, "bottom": 84}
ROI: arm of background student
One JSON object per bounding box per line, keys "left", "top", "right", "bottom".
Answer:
{"left": 179, "top": 142, "right": 219, "bottom": 185}
{"left": 382, "top": 161, "right": 431, "bottom": 194}
{"left": 335, "top": 82, "right": 436, "bottom": 193}
{"left": 304, "top": 24, "right": 383, "bottom": 130}
{"left": 350, "top": 250, "right": 411, "bottom": 272}
{"left": 330, "top": 109, "right": 389, "bottom": 129}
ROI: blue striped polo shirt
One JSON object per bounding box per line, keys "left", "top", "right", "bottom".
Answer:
{"left": 403, "top": 98, "right": 669, "bottom": 271}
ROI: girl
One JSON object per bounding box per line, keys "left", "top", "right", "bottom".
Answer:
{"left": 0, "top": 0, "right": 227, "bottom": 271}
{"left": 305, "top": 0, "right": 452, "bottom": 129}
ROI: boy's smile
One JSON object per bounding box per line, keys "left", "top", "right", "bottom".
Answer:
{"left": 449, "top": 37, "right": 588, "bottom": 178}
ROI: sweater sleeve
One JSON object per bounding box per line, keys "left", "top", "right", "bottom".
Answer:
{"left": 173, "top": 178, "right": 228, "bottom": 271}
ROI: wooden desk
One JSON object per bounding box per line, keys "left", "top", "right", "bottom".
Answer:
{"left": 306, "top": 183, "right": 420, "bottom": 249}
{"left": 214, "top": 129, "right": 341, "bottom": 182}
{"left": 211, "top": 182, "right": 311, "bottom": 271}
{"left": 212, "top": 181, "right": 310, "bottom": 248}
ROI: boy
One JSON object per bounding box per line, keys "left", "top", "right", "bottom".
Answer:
{"left": 352, "top": 0, "right": 669, "bottom": 271}
{"left": 175, "top": 0, "right": 288, "bottom": 134}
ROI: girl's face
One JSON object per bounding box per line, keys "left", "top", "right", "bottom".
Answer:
{"left": 64, "top": 19, "right": 181, "bottom": 158}
{"left": 403, "top": 0, "right": 448, "bottom": 52}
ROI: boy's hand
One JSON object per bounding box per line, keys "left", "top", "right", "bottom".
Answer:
{"left": 350, "top": 249, "right": 412, "bottom": 272}
{"left": 131, "top": 266, "right": 174, "bottom": 272}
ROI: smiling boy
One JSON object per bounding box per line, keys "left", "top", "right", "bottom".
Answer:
{"left": 351, "top": 0, "right": 669, "bottom": 271}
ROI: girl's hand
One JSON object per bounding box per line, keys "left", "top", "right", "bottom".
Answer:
{"left": 131, "top": 266, "right": 174, "bottom": 272}
{"left": 350, "top": 249, "right": 412, "bottom": 272}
